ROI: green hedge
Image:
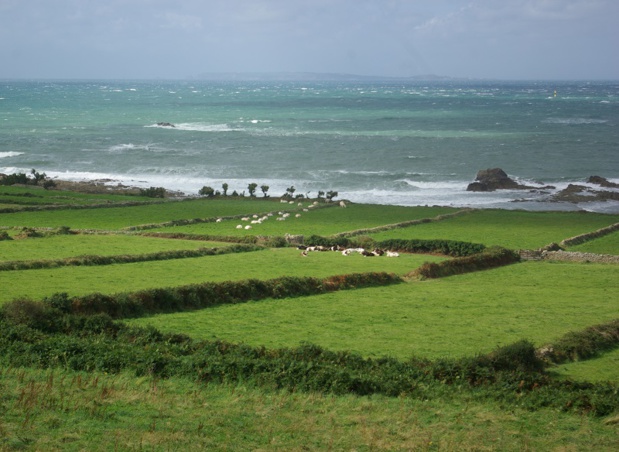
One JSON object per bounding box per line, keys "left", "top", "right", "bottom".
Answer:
{"left": 41, "top": 272, "right": 403, "bottom": 319}
{"left": 0, "top": 244, "right": 263, "bottom": 272}
{"left": 411, "top": 247, "right": 520, "bottom": 279}
{"left": 303, "top": 235, "right": 486, "bottom": 257}
{"left": 538, "top": 319, "right": 619, "bottom": 363}
{"left": 0, "top": 314, "right": 617, "bottom": 416}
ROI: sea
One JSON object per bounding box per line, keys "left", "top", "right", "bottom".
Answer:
{"left": 1, "top": 79, "right": 618, "bottom": 212}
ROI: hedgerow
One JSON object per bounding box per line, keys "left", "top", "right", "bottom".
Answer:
{"left": 411, "top": 246, "right": 520, "bottom": 279}
{"left": 537, "top": 319, "right": 619, "bottom": 364}
{"left": 303, "top": 235, "right": 486, "bottom": 257}
{"left": 6, "top": 272, "right": 401, "bottom": 319}
{"left": 0, "top": 314, "right": 617, "bottom": 416}
{"left": 0, "top": 244, "right": 264, "bottom": 272}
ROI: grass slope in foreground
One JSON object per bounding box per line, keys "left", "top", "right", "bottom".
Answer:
{"left": 129, "top": 261, "right": 619, "bottom": 362}
{"left": 2, "top": 367, "right": 617, "bottom": 451}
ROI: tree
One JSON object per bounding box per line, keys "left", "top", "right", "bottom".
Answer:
{"left": 326, "top": 190, "right": 338, "bottom": 201}
{"left": 222, "top": 183, "right": 228, "bottom": 196}
{"left": 260, "top": 184, "right": 270, "bottom": 197}
{"left": 317, "top": 190, "right": 325, "bottom": 199}
{"left": 284, "top": 186, "right": 296, "bottom": 199}
{"left": 248, "top": 183, "right": 258, "bottom": 197}
{"left": 199, "top": 186, "right": 215, "bottom": 197}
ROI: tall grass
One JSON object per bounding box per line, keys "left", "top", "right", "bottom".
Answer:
{"left": 2, "top": 367, "right": 617, "bottom": 451}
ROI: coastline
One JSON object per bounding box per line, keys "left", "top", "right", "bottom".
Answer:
{"left": 41, "top": 174, "right": 619, "bottom": 214}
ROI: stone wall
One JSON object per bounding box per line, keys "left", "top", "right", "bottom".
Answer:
{"left": 560, "top": 222, "right": 619, "bottom": 247}
{"left": 540, "top": 250, "right": 619, "bottom": 264}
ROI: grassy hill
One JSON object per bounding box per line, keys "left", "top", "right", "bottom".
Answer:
{"left": 1, "top": 185, "right": 618, "bottom": 450}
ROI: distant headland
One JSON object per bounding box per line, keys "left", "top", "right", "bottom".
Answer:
{"left": 192, "top": 72, "right": 468, "bottom": 82}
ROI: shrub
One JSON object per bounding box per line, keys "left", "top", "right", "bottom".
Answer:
{"left": 538, "top": 319, "right": 619, "bottom": 363}
{"left": 140, "top": 186, "right": 166, "bottom": 198}
{"left": 0, "top": 231, "right": 12, "bottom": 241}
{"left": 199, "top": 186, "right": 215, "bottom": 197}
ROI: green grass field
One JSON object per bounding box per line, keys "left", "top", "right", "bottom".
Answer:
{"left": 2, "top": 367, "right": 617, "bottom": 451}
{"left": 368, "top": 209, "right": 619, "bottom": 249}
{"left": 0, "top": 248, "right": 443, "bottom": 303}
{"left": 1, "top": 186, "right": 618, "bottom": 450}
{"left": 568, "top": 230, "right": 619, "bottom": 255}
{"left": 129, "top": 261, "right": 618, "bottom": 360}
{"left": 0, "top": 234, "right": 231, "bottom": 262}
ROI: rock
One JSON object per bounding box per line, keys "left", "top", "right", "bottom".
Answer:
{"left": 467, "top": 168, "right": 555, "bottom": 192}
{"left": 550, "top": 184, "right": 619, "bottom": 203}
{"left": 157, "top": 122, "right": 175, "bottom": 128}
{"left": 467, "top": 168, "right": 523, "bottom": 191}
{"left": 587, "top": 175, "right": 619, "bottom": 188}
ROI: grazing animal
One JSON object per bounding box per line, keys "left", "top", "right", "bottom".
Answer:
{"left": 339, "top": 201, "right": 346, "bottom": 208}
{"left": 236, "top": 225, "right": 243, "bottom": 229}
{"left": 361, "top": 250, "right": 375, "bottom": 257}
{"left": 244, "top": 225, "right": 252, "bottom": 230}
{"left": 295, "top": 213, "right": 302, "bottom": 218}
{"left": 216, "top": 218, "right": 222, "bottom": 223}
{"left": 301, "top": 250, "right": 308, "bottom": 257}
{"left": 372, "top": 248, "right": 385, "bottom": 256}
{"left": 386, "top": 251, "right": 400, "bottom": 257}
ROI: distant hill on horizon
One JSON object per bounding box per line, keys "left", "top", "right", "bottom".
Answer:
{"left": 193, "top": 72, "right": 465, "bottom": 82}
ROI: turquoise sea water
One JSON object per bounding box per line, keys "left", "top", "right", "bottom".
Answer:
{"left": 1, "top": 79, "right": 618, "bottom": 211}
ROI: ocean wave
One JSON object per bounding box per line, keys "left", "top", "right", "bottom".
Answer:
{"left": 146, "top": 122, "right": 239, "bottom": 132}
{"left": 0, "top": 151, "right": 25, "bottom": 159}
{"left": 107, "top": 144, "right": 154, "bottom": 153}
{"left": 543, "top": 118, "right": 608, "bottom": 125}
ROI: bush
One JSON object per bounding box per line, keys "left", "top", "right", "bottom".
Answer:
{"left": 199, "top": 186, "right": 215, "bottom": 197}
{"left": 140, "top": 186, "right": 166, "bottom": 198}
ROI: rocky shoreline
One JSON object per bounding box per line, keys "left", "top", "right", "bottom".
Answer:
{"left": 467, "top": 168, "right": 619, "bottom": 206}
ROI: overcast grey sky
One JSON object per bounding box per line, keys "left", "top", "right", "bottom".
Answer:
{"left": 1, "top": 0, "right": 617, "bottom": 80}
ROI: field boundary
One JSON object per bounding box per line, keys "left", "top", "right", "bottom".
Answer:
{"left": 331, "top": 208, "right": 474, "bottom": 238}
{"left": 560, "top": 221, "right": 619, "bottom": 247}
{"left": 0, "top": 244, "right": 264, "bottom": 272}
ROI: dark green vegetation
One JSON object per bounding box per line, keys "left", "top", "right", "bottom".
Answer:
{"left": 1, "top": 185, "right": 618, "bottom": 450}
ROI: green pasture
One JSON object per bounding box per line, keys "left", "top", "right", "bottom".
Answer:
{"left": 552, "top": 348, "right": 619, "bottom": 383}
{"left": 0, "top": 248, "right": 441, "bottom": 303}
{"left": 368, "top": 209, "right": 619, "bottom": 250}
{"left": 0, "top": 185, "right": 154, "bottom": 207}
{"left": 2, "top": 368, "right": 617, "bottom": 452}
{"left": 0, "top": 234, "right": 230, "bottom": 262}
{"left": 148, "top": 204, "right": 457, "bottom": 237}
{"left": 568, "top": 230, "right": 619, "bottom": 255}
{"left": 129, "top": 261, "right": 619, "bottom": 361}
{"left": 0, "top": 198, "right": 290, "bottom": 230}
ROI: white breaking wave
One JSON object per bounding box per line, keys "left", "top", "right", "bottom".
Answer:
{"left": 0, "top": 151, "right": 25, "bottom": 158}
{"left": 543, "top": 118, "right": 608, "bottom": 125}
{"left": 146, "top": 122, "right": 239, "bottom": 132}
{"left": 107, "top": 144, "right": 154, "bottom": 153}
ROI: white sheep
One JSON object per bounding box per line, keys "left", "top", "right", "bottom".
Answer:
{"left": 244, "top": 225, "right": 252, "bottom": 230}
{"left": 339, "top": 201, "right": 346, "bottom": 208}
{"left": 386, "top": 251, "right": 400, "bottom": 257}
{"left": 236, "top": 225, "right": 243, "bottom": 229}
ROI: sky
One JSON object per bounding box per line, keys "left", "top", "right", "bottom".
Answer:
{"left": 1, "top": 0, "right": 617, "bottom": 80}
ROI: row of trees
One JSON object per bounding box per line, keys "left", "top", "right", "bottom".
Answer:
{"left": 0, "top": 168, "right": 56, "bottom": 189}
{"left": 199, "top": 182, "right": 338, "bottom": 201}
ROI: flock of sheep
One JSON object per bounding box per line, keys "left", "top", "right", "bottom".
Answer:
{"left": 217, "top": 199, "right": 345, "bottom": 231}
{"left": 213, "top": 198, "right": 398, "bottom": 258}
